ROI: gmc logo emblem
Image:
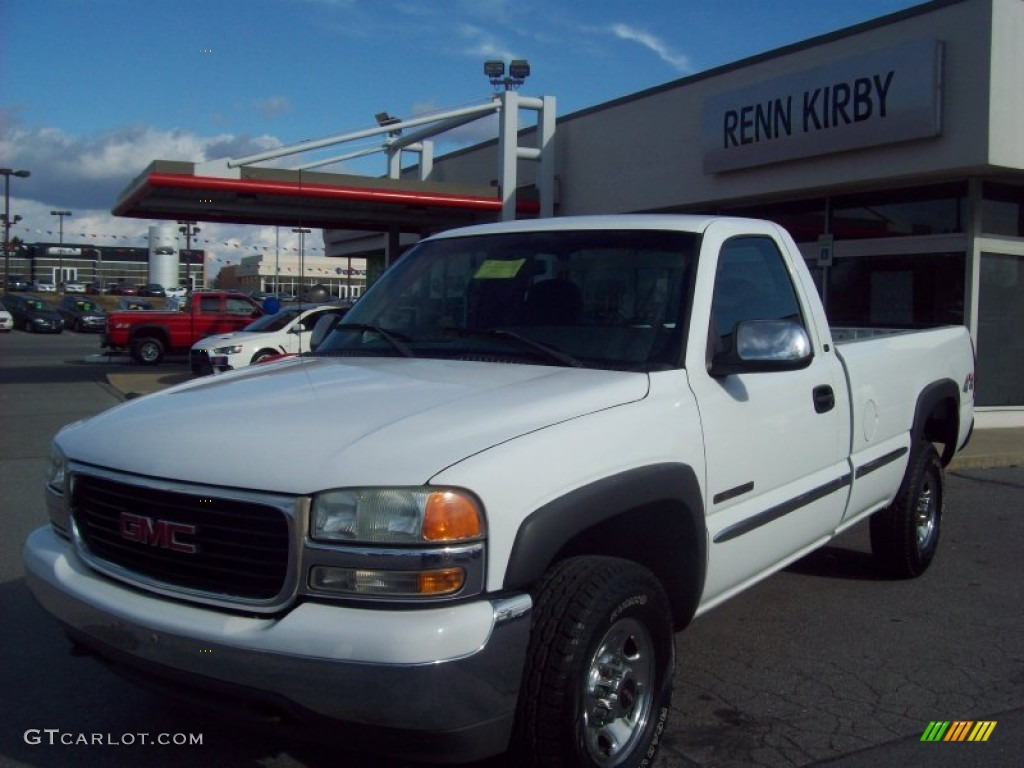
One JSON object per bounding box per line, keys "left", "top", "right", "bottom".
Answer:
{"left": 118, "top": 512, "right": 198, "bottom": 554}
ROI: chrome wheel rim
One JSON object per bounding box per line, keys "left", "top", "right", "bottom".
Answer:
{"left": 914, "top": 475, "right": 938, "bottom": 549}
{"left": 582, "top": 617, "right": 655, "bottom": 766}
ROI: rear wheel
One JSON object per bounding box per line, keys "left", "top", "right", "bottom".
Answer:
{"left": 131, "top": 336, "right": 165, "bottom": 366}
{"left": 870, "top": 441, "right": 944, "bottom": 578}
{"left": 515, "top": 556, "right": 674, "bottom": 768}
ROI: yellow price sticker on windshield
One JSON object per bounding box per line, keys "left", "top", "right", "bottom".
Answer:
{"left": 474, "top": 259, "right": 525, "bottom": 279}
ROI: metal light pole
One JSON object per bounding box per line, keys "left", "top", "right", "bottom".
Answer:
{"left": 292, "top": 227, "right": 310, "bottom": 299}
{"left": 50, "top": 210, "right": 72, "bottom": 291}
{"left": 178, "top": 221, "right": 200, "bottom": 291}
{"left": 3, "top": 168, "right": 31, "bottom": 294}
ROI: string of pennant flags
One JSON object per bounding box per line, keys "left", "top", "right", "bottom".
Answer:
{"left": 14, "top": 227, "right": 325, "bottom": 254}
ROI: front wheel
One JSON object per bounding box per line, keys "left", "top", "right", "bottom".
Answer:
{"left": 251, "top": 348, "right": 278, "bottom": 364}
{"left": 870, "top": 441, "right": 944, "bottom": 578}
{"left": 515, "top": 556, "right": 674, "bottom": 768}
{"left": 131, "top": 336, "right": 165, "bottom": 366}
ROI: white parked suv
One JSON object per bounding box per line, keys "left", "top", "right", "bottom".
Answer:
{"left": 190, "top": 303, "right": 348, "bottom": 374}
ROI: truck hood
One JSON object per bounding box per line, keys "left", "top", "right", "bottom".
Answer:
{"left": 57, "top": 357, "right": 649, "bottom": 494}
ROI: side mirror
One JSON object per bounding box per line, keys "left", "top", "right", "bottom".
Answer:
{"left": 310, "top": 313, "right": 343, "bottom": 350}
{"left": 710, "top": 319, "right": 813, "bottom": 377}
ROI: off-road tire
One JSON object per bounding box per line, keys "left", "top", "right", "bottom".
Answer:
{"left": 514, "top": 556, "right": 674, "bottom": 768}
{"left": 870, "top": 441, "right": 944, "bottom": 578}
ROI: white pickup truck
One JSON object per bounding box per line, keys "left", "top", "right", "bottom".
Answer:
{"left": 25, "top": 215, "right": 974, "bottom": 767}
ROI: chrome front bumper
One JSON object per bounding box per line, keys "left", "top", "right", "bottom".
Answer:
{"left": 23, "top": 525, "right": 532, "bottom": 761}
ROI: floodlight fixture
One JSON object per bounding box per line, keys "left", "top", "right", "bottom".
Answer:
{"left": 375, "top": 111, "right": 403, "bottom": 136}
{"left": 485, "top": 58, "right": 530, "bottom": 91}
{"left": 508, "top": 60, "right": 530, "bottom": 80}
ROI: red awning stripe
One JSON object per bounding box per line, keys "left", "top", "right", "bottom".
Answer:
{"left": 144, "top": 173, "right": 541, "bottom": 213}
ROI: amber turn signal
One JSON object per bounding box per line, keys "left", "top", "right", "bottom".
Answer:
{"left": 422, "top": 491, "right": 483, "bottom": 541}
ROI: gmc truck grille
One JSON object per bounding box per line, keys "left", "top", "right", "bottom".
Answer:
{"left": 71, "top": 475, "right": 290, "bottom": 601}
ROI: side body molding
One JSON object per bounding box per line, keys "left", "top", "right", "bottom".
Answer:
{"left": 502, "top": 463, "right": 707, "bottom": 629}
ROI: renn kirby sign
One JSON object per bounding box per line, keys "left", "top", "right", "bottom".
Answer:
{"left": 702, "top": 39, "right": 943, "bottom": 173}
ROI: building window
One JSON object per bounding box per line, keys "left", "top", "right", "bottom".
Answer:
{"left": 982, "top": 183, "right": 1024, "bottom": 237}
{"left": 720, "top": 198, "right": 827, "bottom": 243}
{"left": 825, "top": 251, "right": 964, "bottom": 328}
{"left": 830, "top": 183, "right": 967, "bottom": 240}
{"left": 976, "top": 252, "right": 1024, "bottom": 407}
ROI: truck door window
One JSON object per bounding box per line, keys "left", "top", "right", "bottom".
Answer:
{"left": 710, "top": 236, "right": 805, "bottom": 353}
{"left": 200, "top": 296, "right": 220, "bottom": 313}
{"left": 226, "top": 297, "right": 258, "bottom": 316}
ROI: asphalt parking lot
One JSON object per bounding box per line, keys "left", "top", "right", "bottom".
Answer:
{"left": 1, "top": 329, "right": 1021, "bottom": 768}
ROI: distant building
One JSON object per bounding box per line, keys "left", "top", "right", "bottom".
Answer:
{"left": 3, "top": 242, "right": 205, "bottom": 291}
{"left": 214, "top": 252, "right": 367, "bottom": 300}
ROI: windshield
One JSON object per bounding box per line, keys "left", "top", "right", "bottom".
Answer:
{"left": 242, "top": 308, "right": 301, "bottom": 332}
{"left": 315, "top": 228, "right": 697, "bottom": 371}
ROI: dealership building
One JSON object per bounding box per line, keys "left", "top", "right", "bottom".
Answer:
{"left": 111, "top": 0, "right": 1022, "bottom": 424}
{"left": 386, "top": 0, "right": 1018, "bottom": 425}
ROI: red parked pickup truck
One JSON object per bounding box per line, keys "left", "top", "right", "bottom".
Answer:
{"left": 103, "top": 291, "right": 263, "bottom": 365}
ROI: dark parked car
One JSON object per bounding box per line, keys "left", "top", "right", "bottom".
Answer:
{"left": 108, "top": 283, "right": 140, "bottom": 296}
{"left": 3, "top": 294, "right": 63, "bottom": 333}
{"left": 114, "top": 298, "right": 154, "bottom": 311}
{"left": 140, "top": 283, "right": 167, "bottom": 297}
{"left": 6, "top": 275, "right": 30, "bottom": 291}
{"left": 57, "top": 296, "right": 107, "bottom": 332}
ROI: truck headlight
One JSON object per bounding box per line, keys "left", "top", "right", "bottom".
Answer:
{"left": 311, "top": 488, "right": 484, "bottom": 544}
{"left": 213, "top": 344, "right": 244, "bottom": 355}
{"left": 44, "top": 443, "right": 71, "bottom": 535}
{"left": 44, "top": 444, "right": 68, "bottom": 496}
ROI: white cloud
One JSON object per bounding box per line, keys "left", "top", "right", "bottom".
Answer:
{"left": 610, "top": 23, "right": 691, "bottom": 73}
{"left": 255, "top": 96, "right": 292, "bottom": 119}
{"left": 1, "top": 111, "right": 282, "bottom": 211}
{"left": 0, "top": 111, "right": 292, "bottom": 268}
{"left": 458, "top": 24, "right": 519, "bottom": 63}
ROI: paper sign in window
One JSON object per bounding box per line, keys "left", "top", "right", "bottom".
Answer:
{"left": 473, "top": 259, "right": 526, "bottom": 279}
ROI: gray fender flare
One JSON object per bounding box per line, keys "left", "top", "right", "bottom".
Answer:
{"left": 913, "top": 379, "right": 960, "bottom": 466}
{"left": 502, "top": 463, "right": 707, "bottom": 629}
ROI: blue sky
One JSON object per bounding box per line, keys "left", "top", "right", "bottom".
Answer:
{"left": 2, "top": 0, "right": 927, "bottom": 263}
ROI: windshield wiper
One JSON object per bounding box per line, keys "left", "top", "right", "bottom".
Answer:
{"left": 329, "top": 323, "right": 417, "bottom": 358}
{"left": 446, "top": 328, "right": 583, "bottom": 368}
